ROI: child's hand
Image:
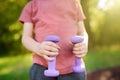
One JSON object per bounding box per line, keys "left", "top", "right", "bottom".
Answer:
{"left": 35, "top": 41, "right": 60, "bottom": 61}
{"left": 73, "top": 41, "right": 88, "bottom": 58}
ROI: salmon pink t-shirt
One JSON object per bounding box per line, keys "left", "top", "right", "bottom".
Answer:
{"left": 19, "top": 0, "right": 85, "bottom": 74}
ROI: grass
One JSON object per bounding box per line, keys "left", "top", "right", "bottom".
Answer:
{"left": 84, "top": 50, "right": 120, "bottom": 72}
{"left": 0, "top": 54, "right": 32, "bottom": 80}
{"left": 0, "top": 50, "right": 120, "bottom": 80}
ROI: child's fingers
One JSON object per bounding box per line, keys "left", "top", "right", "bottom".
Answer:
{"left": 74, "top": 42, "right": 85, "bottom": 48}
{"left": 45, "top": 41, "right": 60, "bottom": 49}
{"left": 44, "top": 45, "right": 59, "bottom": 52}
{"left": 73, "top": 41, "right": 88, "bottom": 55}
{"left": 42, "top": 50, "right": 59, "bottom": 56}
{"left": 73, "top": 46, "right": 85, "bottom": 51}
{"left": 73, "top": 44, "right": 86, "bottom": 53}
{"left": 43, "top": 55, "right": 55, "bottom": 61}
{"left": 73, "top": 46, "right": 88, "bottom": 57}
{"left": 37, "top": 41, "right": 60, "bottom": 56}
{"left": 73, "top": 50, "right": 87, "bottom": 55}
{"left": 75, "top": 53, "right": 87, "bottom": 58}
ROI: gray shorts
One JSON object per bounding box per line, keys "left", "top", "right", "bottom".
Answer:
{"left": 30, "top": 64, "right": 86, "bottom": 80}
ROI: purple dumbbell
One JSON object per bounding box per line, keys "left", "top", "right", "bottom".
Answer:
{"left": 71, "top": 36, "right": 85, "bottom": 73}
{"left": 44, "top": 35, "right": 60, "bottom": 77}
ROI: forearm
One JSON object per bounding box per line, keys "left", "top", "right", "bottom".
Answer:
{"left": 22, "top": 35, "right": 40, "bottom": 53}
{"left": 21, "top": 22, "right": 40, "bottom": 53}
{"left": 77, "top": 21, "right": 89, "bottom": 47}
{"left": 81, "top": 31, "right": 88, "bottom": 47}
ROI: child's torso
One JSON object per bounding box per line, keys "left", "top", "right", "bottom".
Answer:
{"left": 31, "top": 0, "right": 85, "bottom": 74}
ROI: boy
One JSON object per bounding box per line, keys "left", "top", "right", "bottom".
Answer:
{"left": 19, "top": 0, "right": 88, "bottom": 80}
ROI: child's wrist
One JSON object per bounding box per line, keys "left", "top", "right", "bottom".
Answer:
{"left": 76, "top": 34, "right": 88, "bottom": 47}
{"left": 32, "top": 42, "right": 41, "bottom": 54}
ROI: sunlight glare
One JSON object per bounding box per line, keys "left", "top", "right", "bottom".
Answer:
{"left": 98, "top": 0, "right": 114, "bottom": 10}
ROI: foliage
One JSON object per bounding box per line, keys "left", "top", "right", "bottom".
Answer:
{"left": 0, "top": 0, "right": 120, "bottom": 55}
{"left": 0, "top": 0, "right": 28, "bottom": 55}
{"left": 89, "top": 0, "right": 120, "bottom": 47}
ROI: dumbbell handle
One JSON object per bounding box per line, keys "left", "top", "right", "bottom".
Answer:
{"left": 71, "top": 36, "right": 85, "bottom": 73}
{"left": 44, "top": 35, "right": 60, "bottom": 77}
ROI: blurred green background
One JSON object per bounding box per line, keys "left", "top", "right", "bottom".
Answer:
{"left": 0, "top": 0, "right": 120, "bottom": 80}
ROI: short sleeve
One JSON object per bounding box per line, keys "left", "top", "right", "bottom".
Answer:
{"left": 76, "top": 3, "right": 86, "bottom": 21}
{"left": 19, "top": 1, "right": 33, "bottom": 23}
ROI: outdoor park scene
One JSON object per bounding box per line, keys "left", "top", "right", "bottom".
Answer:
{"left": 0, "top": 0, "right": 120, "bottom": 80}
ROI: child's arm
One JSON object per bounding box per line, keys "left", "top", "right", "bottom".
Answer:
{"left": 73, "top": 21, "right": 88, "bottom": 57}
{"left": 22, "top": 22, "right": 60, "bottom": 61}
